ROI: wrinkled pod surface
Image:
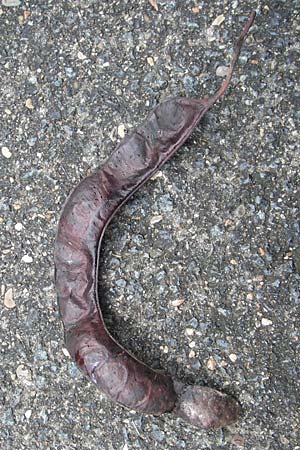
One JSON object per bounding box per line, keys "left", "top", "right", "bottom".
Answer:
{"left": 54, "top": 12, "right": 255, "bottom": 429}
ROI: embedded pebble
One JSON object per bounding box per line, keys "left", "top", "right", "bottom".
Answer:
{"left": 206, "top": 356, "right": 217, "bottom": 371}
{"left": 25, "top": 98, "right": 34, "bottom": 110}
{"left": 183, "top": 75, "right": 196, "bottom": 92}
{"left": 231, "top": 435, "right": 246, "bottom": 447}
{"left": 68, "top": 362, "right": 81, "bottom": 378}
{"left": 150, "top": 215, "right": 163, "bottom": 225}
{"left": 191, "top": 359, "right": 201, "bottom": 370}
{"left": 216, "top": 65, "right": 230, "bottom": 77}
{"left": 39, "top": 408, "right": 48, "bottom": 424}
{"left": 62, "top": 347, "right": 71, "bottom": 357}
{"left": 212, "top": 14, "right": 225, "bottom": 26}
{"left": 147, "top": 56, "right": 155, "bottom": 66}
{"left": 158, "top": 194, "right": 173, "bottom": 212}
{"left": 117, "top": 124, "right": 126, "bottom": 138}
{"left": 21, "top": 255, "right": 33, "bottom": 263}
{"left": 14, "top": 223, "right": 23, "bottom": 231}
{"left": 234, "top": 204, "right": 246, "bottom": 217}
{"left": 34, "top": 347, "right": 48, "bottom": 362}
{"left": 261, "top": 318, "right": 273, "bottom": 327}
{"left": 148, "top": 0, "right": 158, "bottom": 12}
{"left": 1, "top": 146, "right": 12, "bottom": 158}
{"left": 25, "top": 410, "right": 32, "bottom": 419}
{"left": 188, "top": 350, "right": 196, "bottom": 358}
{"left": 210, "top": 224, "right": 223, "bottom": 238}
{"left": 3, "top": 0, "right": 21, "bottom": 5}
{"left": 65, "top": 67, "right": 76, "bottom": 78}
{"left": 116, "top": 278, "right": 126, "bottom": 289}
{"left": 4, "top": 288, "right": 15, "bottom": 309}
{"left": 185, "top": 328, "right": 194, "bottom": 336}
{"left": 216, "top": 339, "right": 230, "bottom": 349}
{"left": 151, "top": 425, "right": 165, "bottom": 443}
{"left": 188, "top": 318, "right": 198, "bottom": 328}
{"left": 77, "top": 51, "right": 87, "bottom": 60}
{"left": 16, "top": 365, "right": 32, "bottom": 386}
{"left": 171, "top": 298, "right": 185, "bottom": 307}
{"left": 229, "top": 353, "right": 238, "bottom": 362}
{"left": 2, "top": 408, "right": 15, "bottom": 426}
{"left": 160, "top": 345, "right": 169, "bottom": 354}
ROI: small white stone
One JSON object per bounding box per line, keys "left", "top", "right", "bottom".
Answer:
{"left": 150, "top": 215, "right": 163, "bottom": 225}
{"left": 3, "top": 0, "right": 21, "bottom": 6}
{"left": 25, "top": 98, "right": 34, "bottom": 109}
{"left": 207, "top": 26, "right": 216, "bottom": 42}
{"left": 16, "top": 365, "right": 32, "bottom": 385}
{"left": 21, "top": 255, "right": 33, "bottom": 263}
{"left": 171, "top": 298, "right": 185, "bottom": 307}
{"left": 1, "top": 146, "right": 12, "bottom": 158}
{"left": 261, "top": 318, "right": 273, "bottom": 326}
{"left": 149, "top": 0, "right": 158, "bottom": 11}
{"left": 151, "top": 171, "right": 164, "bottom": 180}
{"left": 229, "top": 353, "right": 238, "bottom": 362}
{"left": 77, "top": 51, "right": 86, "bottom": 60}
{"left": 185, "top": 328, "right": 194, "bottom": 336}
{"left": 117, "top": 124, "right": 126, "bottom": 138}
{"left": 25, "top": 410, "right": 32, "bottom": 419}
{"left": 206, "top": 356, "right": 217, "bottom": 371}
{"left": 147, "top": 56, "right": 155, "bottom": 66}
{"left": 4, "top": 288, "right": 15, "bottom": 309}
{"left": 189, "top": 350, "right": 196, "bottom": 358}
{"left": 216, "top": 65, "right": 230, "bottom": 77}
{"left": 212, "top": 14, "right": 225, "bottom": 26}
{"left": 62, "top": 347, "right": 71, "bottom": 357}
{"left": 15, "top": 223, "right": 23, "bottom": 231}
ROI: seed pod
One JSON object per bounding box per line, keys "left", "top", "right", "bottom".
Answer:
{"left": 54, "top": 12, "right": 255, "bottom": 427}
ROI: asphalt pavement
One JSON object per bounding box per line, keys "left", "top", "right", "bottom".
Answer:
{"left": 1, "top": 1, "right": 299, "bottom": 449}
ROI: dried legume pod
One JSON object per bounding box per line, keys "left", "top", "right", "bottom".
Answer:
{"left": 54, "top": 12, "right": 255, "bottom": 429}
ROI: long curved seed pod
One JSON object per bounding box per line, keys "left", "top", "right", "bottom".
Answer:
{"left": 54, "top": 11, "right": 255, "bottom": 428}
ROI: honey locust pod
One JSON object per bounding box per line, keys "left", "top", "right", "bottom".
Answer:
{"left": 54, "top": 11, "right": 255, "bottom": 428}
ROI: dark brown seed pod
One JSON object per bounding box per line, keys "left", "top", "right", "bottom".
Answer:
{"left": 54, "top": 12, "right": 255, "bottom": 428}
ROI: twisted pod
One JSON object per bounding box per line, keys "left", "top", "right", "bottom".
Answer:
{"left": 54, "top": 12, "right": 255, "bottom": 428}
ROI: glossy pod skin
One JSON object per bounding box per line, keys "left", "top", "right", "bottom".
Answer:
{"left": 54, "top": 12, "right": 255, "bottom": 428}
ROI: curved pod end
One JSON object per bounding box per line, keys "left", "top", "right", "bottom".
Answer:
{"left": 173, "top": 384, "right": 241, "bottom": 429}
{"left": 65, "top": 317, "right": 177, "bottom": 415}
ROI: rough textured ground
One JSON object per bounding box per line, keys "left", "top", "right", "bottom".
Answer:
{"left": 1, "top": 1, "right": 299, "bottom": 449}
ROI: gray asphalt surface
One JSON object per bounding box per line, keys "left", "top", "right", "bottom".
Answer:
{"left": 1, "top": 1, "right": 299, "bottom": 449}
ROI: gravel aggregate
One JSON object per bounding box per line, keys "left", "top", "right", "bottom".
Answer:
{"left": 1, "top": 1, "right": 299, "bottom": 449}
